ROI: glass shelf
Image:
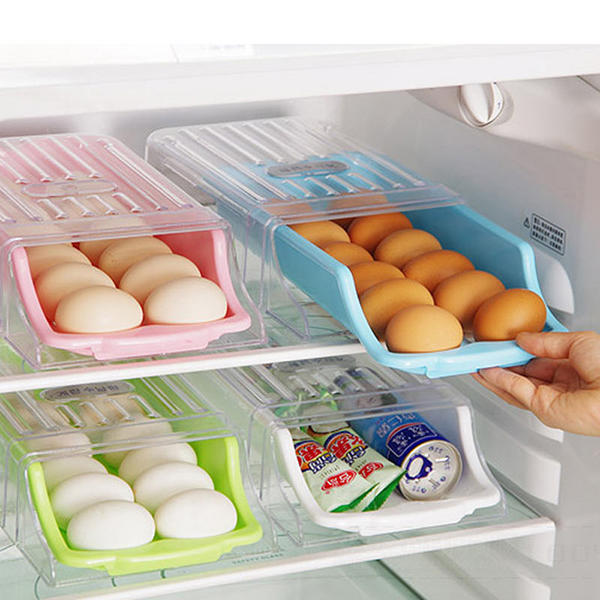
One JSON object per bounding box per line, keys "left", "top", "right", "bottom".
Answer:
{"left": 0, "top": 489, "right": 552, "bottom": 599}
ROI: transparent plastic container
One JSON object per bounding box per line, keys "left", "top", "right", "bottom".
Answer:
{"left": 188, "top": 355, "right": 504, "bottom": 542}
{"left": 0, "top": 133, "right": 264, "bottom": 369}
{"left": 0, "top": 375, "right": 264, "bottom": 585}
{"left": 146, "top": 117, "right": 565, "bottom": 378}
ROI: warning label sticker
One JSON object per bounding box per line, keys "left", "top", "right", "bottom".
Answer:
{"left": 529, "top": 213, "right": 566, "bottom": 255}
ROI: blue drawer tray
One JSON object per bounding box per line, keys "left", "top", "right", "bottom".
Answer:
{"left": 145, "top": 118, "right": 566, "bottom": 378}
{"left": 274, "top": 204, "right": 566, "bottom": 378}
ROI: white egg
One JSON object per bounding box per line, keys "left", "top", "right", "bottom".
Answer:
{"left": 133, "top": 462, "right": 214, "bottom": 513}
{"left": 42, "top": 456, "right": 107, "bottom": 491}
{"left": 54, "top": 286, "right": 143, "bottom": 334}
{"left": 118, "top": 443, "right": 197, "bottom": 485}
{"left": 26, "top": 244, "right": 91, "bottom": 280}
{"left": 79, "top": 238, "right": 148, "bottom": 265}
{"left": 101, "top": 419, "right": 174, "bottom": 468}
{"left": 34, "top": 262, "right": 115, "bottom": 320}
{"left": 98, "top": 237, "right": 172, "bottom": 284}
{"left": 144, "top": 277, "right": 227, "bottom": 325}
{"left": 50, "top": 472, "right": 134, "bottom": 529}
{"left": 154, "top": 489, "right": 237, "bottom": 539}
{"left": 119, "top": 254, "right": 201, "bottom": 305}
{"left": 27, "top": 432, "right": 92, "bottom": 454}
{"left": 67, "top": 500, "right": 155, "bottom": 550}
{"left": 78, "top": 239, "right": 117, "bottom": 265}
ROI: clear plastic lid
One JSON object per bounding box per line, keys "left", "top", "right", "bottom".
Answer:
{"left": 146, "top": 117, "right": 462, "bottom": 227}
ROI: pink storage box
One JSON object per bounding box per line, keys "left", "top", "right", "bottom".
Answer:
{"left": 0, "top": 133, "right": 260, "bottom": 365}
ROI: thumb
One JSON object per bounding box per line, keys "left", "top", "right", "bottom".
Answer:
{"left": 516, "top": 331, "right": 600, "bottom": 384}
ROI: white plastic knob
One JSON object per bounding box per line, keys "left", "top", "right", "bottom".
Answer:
{"left": 459, "top": 83, "right": 504, "bottom": 127}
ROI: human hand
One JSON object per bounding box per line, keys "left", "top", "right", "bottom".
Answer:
{"left": 472, "top": 331, "right": 600, "bottom": 436}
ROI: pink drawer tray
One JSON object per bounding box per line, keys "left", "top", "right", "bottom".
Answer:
{"left": 12, "top": 230, "right": 252, "bottom": 360}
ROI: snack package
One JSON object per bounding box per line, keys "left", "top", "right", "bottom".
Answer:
{"left": 304, "top": 422, "right": 404, "bottom": 511}
{"left": 290, "top": 428, "right": 375, "bottom": 513}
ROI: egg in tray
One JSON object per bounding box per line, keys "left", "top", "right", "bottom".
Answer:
{"left": 272, "top": 202, "right": 566, "bottom": 378}
{"left": 0, "top": 376, "right": 262, "bottom": 581}
{"left": 290, "top": 211, "right": 548, "bottom": 352}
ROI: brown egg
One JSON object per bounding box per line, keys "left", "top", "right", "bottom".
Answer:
{"left": 348, "top": 212, "right": 413, "bottom": 253}
{"left": 349, "top": 261, "right": 405, "bottom": 295}
{"left": 374, "top": 229, "right": 441, "bottom": 268}
{"left": 360, "top": 278, "right": 434, "bottom": 339}
{"left": 386, "top": 305, "right": 463, "bottom": 353}
{"left": 434, "top": 270, "right": 506, "bottom": 329}
{"left": 323, "top": 242, "right": 373, "bottom": 267}
{"left": 329, "top": 191, "right": 389, "bottom": 229}
{"left": 473, "top": 289, "right": 547, "bottom": 341}
{"left": 403, "top": 250, "right": 475, "bottom": 292}
{"left": 289, "top": 221, "right": 350, "bottom": 248}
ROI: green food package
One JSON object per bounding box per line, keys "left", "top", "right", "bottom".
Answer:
{"left": 304, "top": 422, "right": 404, "bottom": 511}
{"left": 290, "top": 428, "right": 375, "bottom": 513}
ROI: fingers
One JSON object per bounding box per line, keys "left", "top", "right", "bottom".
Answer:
{"left": 533, "top": 389, "right": 600, "bottom": 436}
{"left": 475, "top": 365, "right": 600, "bottom": 435}
{"left": 509, "top": 358, "right": 568, "bottom": 383}
{"left": 515, "top": 331, "right": 587, "bottom": 358}
{"left": 477, "top": 367, "right": 538, "bottom": 408}
{"left": 516, "top": 331, "right": 600, "bottom": 384}
{"left": 471, "top": 371, "right": 530, "bottom": 410}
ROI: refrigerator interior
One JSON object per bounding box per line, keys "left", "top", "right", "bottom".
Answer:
{"left": 0, "top": 60, "right": 598, "bottom": 598}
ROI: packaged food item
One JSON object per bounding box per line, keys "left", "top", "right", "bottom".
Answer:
{"left": 290, "top": 428, "right": 375, "bottom": 513}
{"left": 349, "top": 412, "right": 462, "bottom": 501}
{"left": 304, "top": 421, "right": 404, "bottom": 510}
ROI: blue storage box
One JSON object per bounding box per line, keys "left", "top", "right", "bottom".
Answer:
{"left": 146, "top": 118, "right": 566, "bottom": 378}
